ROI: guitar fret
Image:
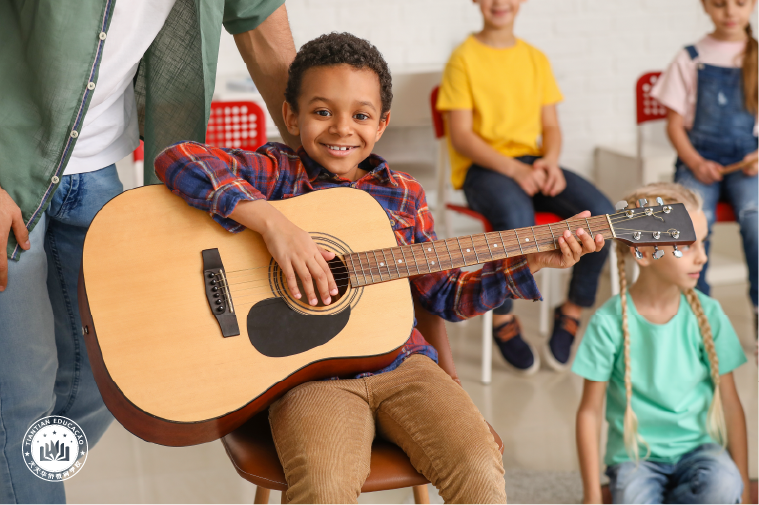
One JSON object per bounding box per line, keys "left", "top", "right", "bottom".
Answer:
{"left": 346, "top": 254, "right": 360, "bottom": 286}
{"left": 370, "top": 250, "right": 384, "bottom": 281}
{"left": 389, "top": 248, "right": 404, "bottom": 278}
{"left": 547, "top": 223, "right": 555, "bottom": 249}
{"left": 585, "top": 217, "right": 593, "bottom": 237}
{"left": 382, "top": 249, "right": 396, "bottom": 279}
{"left": 455, "top": 237, "right": 468, "bottom": 266}
{"left": 397, "top": 246, "right": 412, "bottom": 277}
{"left": 362, "top": 252, "right": 376, "bottom": 284}
{"left": 470, "top": 235, "right": 480, "bottom": 263}
{"left": 442, "top": 239, "right": 456, "bottom": 270}
{"left": 430, "top": 242, "right": 443, "bottom": 270}
{"left": 497, "top": 231, "right": 509, "bottom": 257}
{"left": 530, "top": 226, "right": 539, "bottom": 252}
{"left": 483, "top": 233, "right": 494, "bottom": 261}
{"left": 514, "top": 229, "right": 524, "bottom": 255}
{"left": 409, "top": 244, "right": 424, "bottom": 275}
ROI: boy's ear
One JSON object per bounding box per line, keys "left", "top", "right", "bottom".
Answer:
{"left": 282, "top": 101, "right": 300, "bottom": 137}
{"left": 374, "top": 111, "right": 391, "bottom": 142}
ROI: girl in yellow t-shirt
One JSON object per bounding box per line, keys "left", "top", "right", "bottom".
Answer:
{"left": 437, "top": 0, "right": 613, "bottom": 375}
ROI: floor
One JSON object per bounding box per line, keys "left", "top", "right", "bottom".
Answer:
{"left": 64, "top": 197, "right": 758, "bottom": 503}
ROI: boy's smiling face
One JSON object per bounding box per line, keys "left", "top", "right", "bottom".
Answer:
{"left": 475, "top": 0, "right": 524, "bottom": 29}
{"left": 283, "top": 64, "right": 390, "bottom": 182}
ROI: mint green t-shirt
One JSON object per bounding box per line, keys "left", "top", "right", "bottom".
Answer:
{"left": 572, "top": 291, "right": 746, "bottom": 466}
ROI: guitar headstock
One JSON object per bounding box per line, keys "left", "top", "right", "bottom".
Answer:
{"left": 608, "top": 199, "right": 696, "bottom": 258}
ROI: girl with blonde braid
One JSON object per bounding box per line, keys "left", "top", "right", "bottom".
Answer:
{"left": 573, "top": 183, "right": 750, "bottom": 504}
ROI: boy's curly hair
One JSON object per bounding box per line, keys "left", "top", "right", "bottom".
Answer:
{"left": 284, "top": 32, "right": 393, "bottom": 119}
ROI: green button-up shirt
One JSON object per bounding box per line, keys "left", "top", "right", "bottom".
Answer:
{"left": 0, "top": 0, "right": 284, "bottom": 259}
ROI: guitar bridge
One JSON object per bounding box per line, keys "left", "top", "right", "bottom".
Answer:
{"left": 202, "top": 249, "right": 240, "bottom": 338}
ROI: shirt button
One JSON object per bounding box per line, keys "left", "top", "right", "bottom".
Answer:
{"left": 87, "top": 82, "right": 96, "bottom": 90}
{"left": 99, "top": 31, "right": 107, "bottom": 40}
{"left": 70, "top": 130, "right": 79, "bottom": 138}
{"left": 698, "top": 63, "right": 705, "bottom": 70}
{"left": 51, "top": 176, "right": 60, "bottom": 184}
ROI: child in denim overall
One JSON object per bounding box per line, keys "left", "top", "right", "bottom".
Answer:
{"left": 652, "top": 0, "right": 758, "bottom": 319}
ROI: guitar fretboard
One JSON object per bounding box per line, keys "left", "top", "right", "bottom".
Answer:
{"left": 345, "top": 215, "right": 613, "bottom": 287}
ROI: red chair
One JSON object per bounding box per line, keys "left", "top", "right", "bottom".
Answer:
{"left": 636, "top": 73, "right": 735, "bottom": 225}
{"left": 207, "top": 100, "right": 267, "bottom": 150}
{"left": 430, "top": 86, "right": 566, "bottom": 382}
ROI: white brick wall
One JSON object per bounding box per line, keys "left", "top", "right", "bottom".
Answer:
{"left": 216, "top": 0, "right": 756, "bottom": 178}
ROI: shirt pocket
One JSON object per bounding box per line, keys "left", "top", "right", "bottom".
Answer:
{"left": 386, "top": 209, "right": 416, "bottom": 246}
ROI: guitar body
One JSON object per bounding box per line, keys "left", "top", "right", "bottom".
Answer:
{"left": 79, "top": 186, "right": 413, "bottom": 446}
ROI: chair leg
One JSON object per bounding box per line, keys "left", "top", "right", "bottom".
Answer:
{"left": 280, "top": 489, "right": 289, "bottom": 504}
{"left": 481, "top": 310, "right": 492, "bottom": 384}
{"left": 609, "top": 245, "right": 620, "bottom": 296}
{"left": 413, "top": 484, "right": 430, "bottom": 504}
{"left": 254, "top": 486, "right": 270, "bottom": 504}
{"left": 539, "top": 269, "right": 552, "bottom": 337}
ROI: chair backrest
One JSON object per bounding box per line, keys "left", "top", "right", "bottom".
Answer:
{"left": 430, "top": 86, "right": 445, "bottom": 139}
{"left": 636, "top": 72, "right": 667, "bottom": 125}
{"left": 207, "top": 100, "right": 267, "bottom": 150}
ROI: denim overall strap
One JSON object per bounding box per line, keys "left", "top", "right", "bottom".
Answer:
{"left": 688, "top": 46, "right": 757, "bottom": 165}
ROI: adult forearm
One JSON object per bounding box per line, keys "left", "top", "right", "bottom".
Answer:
{"left": 541, "top": 125, "right": 562, "bottom": 162}
{"left": 576, "top": 410, "right": 603, "bottom": 503}
{"left": 233, "top": 4, "right": 299, "bottom": 148}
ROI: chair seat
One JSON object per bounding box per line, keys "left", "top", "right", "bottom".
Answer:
{"left": 221, "top": 410, "right": 504, "bottom": 493}
{"left": 716, "top": 201, "right": 736, "bottom": 222}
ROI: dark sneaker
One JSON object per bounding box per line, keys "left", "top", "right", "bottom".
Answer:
{"left": 543, "top": 307, "right": 580, "bottom": 372}
{"left": 493, "top": 317, "right": 540, "bottom": 375}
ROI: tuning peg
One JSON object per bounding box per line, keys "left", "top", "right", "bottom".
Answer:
{"left": 634, "top": 247, "right": 643, "bottom": 259}
{"left": 656, "top": 197, "right": 664, "bottom": 206}
{"left": 637, "top": 198, "right": 648, "bottom": 208}
{"left": 615, "top": 200, "right": 629, "bottom": 211}
{"left": 653, "top": 246, "right": 664, "bottom": 260}
{"left": 673, "top": 245, "right": 683, "bottom": 258}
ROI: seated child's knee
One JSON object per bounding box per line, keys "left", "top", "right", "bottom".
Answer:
{"left": 688, "top": 449, "right": 743, "bottom": 503}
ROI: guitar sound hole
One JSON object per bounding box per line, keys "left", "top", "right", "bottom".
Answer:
{"left": 290, "top": 255, "right": 349, "bottom": 307}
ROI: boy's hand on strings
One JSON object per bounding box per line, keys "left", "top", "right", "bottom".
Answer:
{"left": 741, "top": 150, "right": 758, "bottom": 177}
{"left": 230, "top": 199, "right": 338, "bottom": 306}
{"left": 525, "top": 211, "right": 604, "bottom": 274}
{"left": 510, "top": 159, "right": 546, "bottom": 196}
{"left": 533, "top": 157, "right": 566, "bottom": 196}
{"left": 690, "top": 157, "right": 724, "bottom": 185}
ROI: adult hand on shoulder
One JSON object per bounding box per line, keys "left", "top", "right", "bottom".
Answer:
{"left": 533, "top": 157, "right": 566, "bottom": 197}
{"left": 742, "top": 150, "right": 758, "bottom": 177}
{"left": 0, "top": 187, "right": 31, "bottom": 292}
{"left": 689, "top": 157, "right": 723, "bottom": 185}
{"left": 509, "top": 159, "right": 545, "bottom": 197}
{"left": 525, "top": 211, "right": 604, "bottom": 274}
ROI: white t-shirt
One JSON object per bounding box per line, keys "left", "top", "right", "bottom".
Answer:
{"left": 65, "top": 0, "right": 177, "bottom": 175}
{"left": 651, "top": 35, "right": 755, "bottom": 133}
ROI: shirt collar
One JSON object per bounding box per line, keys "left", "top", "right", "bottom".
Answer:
{"left": 296, "top": 146, "right": 396, "bottom": 187}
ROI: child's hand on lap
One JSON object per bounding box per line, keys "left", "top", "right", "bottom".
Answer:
{"left": 690, "top": 157, "right": 724, "bottom": 184}
{"left": 533, "top": 157, "right": 566, "bottom": 196}
{"left": 510, "top": 158, "right": 546, "bottom": 196}
{"left": 526, "top": 211, "right": 604, "bottom": 274}
{"left": 742, "top": 150, "right": 758, "bottom": 177}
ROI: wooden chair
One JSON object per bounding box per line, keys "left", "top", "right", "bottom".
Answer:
{"left": 221, "top": 299, "right": 504, "bottom": 503}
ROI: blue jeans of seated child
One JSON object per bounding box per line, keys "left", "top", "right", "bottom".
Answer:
{"left": 606, "top": 443, "right": 743, "bottom": 504}
{"left": 0, "top": 165, "right": 122, "bottom": 503}
{"left": 463, "top": 157, "right": 614, "bottom": 315}
{"left": 675, "top": 163, "right": 758, "bottom": 308}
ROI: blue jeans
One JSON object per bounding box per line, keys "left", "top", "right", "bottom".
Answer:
{"left": 675, "top": 163, "right": 758, "bottom": 307}
{"left": 0, "top": 166, "right": 122, "bottom": 503}
{"left": 606, "top": 444, "right": 743, "bottom": 504}
{"left": 463, "top": 158, "right": 614, "bottom": 315}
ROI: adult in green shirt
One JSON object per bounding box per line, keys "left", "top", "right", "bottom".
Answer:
{"left": 0, "top": 1, "right": 295, "bottom": 502}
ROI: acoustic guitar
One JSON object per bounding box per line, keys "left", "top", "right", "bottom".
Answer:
{"left": 78, "top": 186, "right": 695, "bottom": 446}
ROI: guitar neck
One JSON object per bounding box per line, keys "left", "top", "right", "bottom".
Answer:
{"left": 345, "top": 214, "right": 614, "bottom": 287}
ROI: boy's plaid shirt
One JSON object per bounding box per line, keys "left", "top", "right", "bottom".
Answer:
{"left": 155, "top": 141, "right": 541, "bottom": 377}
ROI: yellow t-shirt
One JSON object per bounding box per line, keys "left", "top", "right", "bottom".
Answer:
{"left": 437, "top": 36, "right": 563, "bottom": 189}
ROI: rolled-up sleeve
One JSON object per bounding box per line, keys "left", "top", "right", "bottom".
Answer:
{"left": 222, "top": 0, "right": 285, "bottom": 35}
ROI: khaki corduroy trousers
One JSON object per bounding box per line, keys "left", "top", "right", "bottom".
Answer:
{"left": 269, "top": 354, "right": 507, "bottom": 504}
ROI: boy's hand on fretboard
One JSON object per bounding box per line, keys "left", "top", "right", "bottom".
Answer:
{"left": 525, "top": 211, "right": 604, "bottom": 274}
